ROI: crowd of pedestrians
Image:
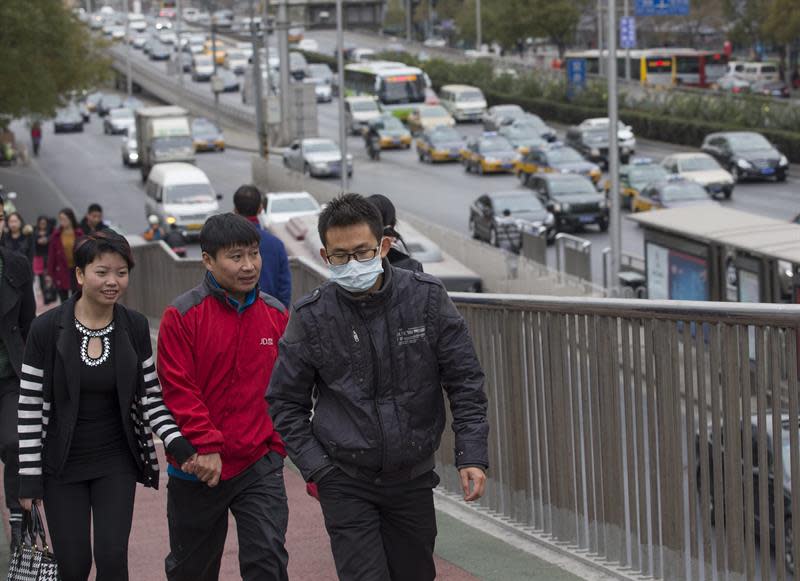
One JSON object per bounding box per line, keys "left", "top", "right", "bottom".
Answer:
{"left": 0, "top": 188, "right": 489, "bottom": 581}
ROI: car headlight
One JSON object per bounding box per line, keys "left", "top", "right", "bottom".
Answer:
{"left": 737, "top": 159, "right": 752, "bottom": 169}
{"left": 545, "top": 213, "right": 555, "bottom": 225}
{"left": 129, "top": 152, "right": 139, "bottom": 161}
{"left": 779, "top": 155, "right": 789, "bottom": 166}
{"left": 562, "top": 203, "right": 571, "bottom": 212}
{"left": 484, "top": 157, "right": 498, "bottom": 164}
{"left": 166, "top": 216, "right": 177, "bottom": 225}
{"left": 552, "top": 203, "right": 562, "bottom": 212}
{"left": 313, "top": 162, "right": 327, "bottom": 169}
{"left": 590, "top": 148, "right": 600, "bottom": 156}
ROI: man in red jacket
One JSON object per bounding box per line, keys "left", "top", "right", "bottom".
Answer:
{"left": 157, "top": 213, "right": 290, "bottom": 581}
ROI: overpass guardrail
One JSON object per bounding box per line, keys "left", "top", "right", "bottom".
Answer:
{"left": 126, "top": 236, "right": 800, "bottom": 581}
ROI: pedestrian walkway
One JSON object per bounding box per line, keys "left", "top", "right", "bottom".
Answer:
{"left": 0, "top": 445, "right": 595, "bottom": 580}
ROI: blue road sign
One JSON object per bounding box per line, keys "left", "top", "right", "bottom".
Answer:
{"left": 620, "top": 16, "right": 636, "bottom": 49}
{"left": 567, "top": 58, "right": 586, "bottom": 88}
{"left": 634, "top": 0, "right": 689, "bottom": 16}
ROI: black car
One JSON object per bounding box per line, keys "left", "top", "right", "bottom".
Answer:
{"left": 565, "top": 126, "right": 631, "bottom": 169}
{"left": 96, "top": 94, "right": 123, "bottom": 117}
{"left": 525, "top": 173, "right": 609, "bottom": 232}
{"left": 701, "top": 131, "right": 789, "bottom": 182}
{"left": 695, "top": 413, "right": 795, "bottom": 574}
{"left": 53, "top": 105, "right": 84, "bottom": 133}
{"left": 149, "top": 40, "right": 171, "bottom": 61}
{"left": 469, "top": 190, "right": 555, "bottom": 250}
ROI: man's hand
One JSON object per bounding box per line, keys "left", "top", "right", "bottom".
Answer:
{"left": 180, "top": 453, "right": 198, "bottom": 474}
{"left": 459, "top": 467, "right": 486, "bottom": 502}
{"left": 193, "top": 453, "right": 222, "bottom": 487}
{"left": 19, "top": 498, "right": 39, "bottom": 512}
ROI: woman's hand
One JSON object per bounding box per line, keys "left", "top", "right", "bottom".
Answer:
{"left": 19, "top": 498, "right": 39, "bottom": 512}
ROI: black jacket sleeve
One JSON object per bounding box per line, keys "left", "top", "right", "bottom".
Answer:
{"left": 435, "top": 286, "right": 490, "bottom": 470}
{"left": 267, "top": 308, "right": 333, "bottom": 482}
{"left": 19, "top": 259, "right": 35, "bottom": 342}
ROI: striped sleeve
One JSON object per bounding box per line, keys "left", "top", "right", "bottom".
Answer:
{"left": 141, "top": 353, "right": 195, "bottom": 464}
{"left": 18, "top": 324, "right": 47, "bottom": 500}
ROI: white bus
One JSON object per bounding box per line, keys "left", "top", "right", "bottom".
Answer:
{"left": 343, "top": 61, "right": 430, "bottom": 118}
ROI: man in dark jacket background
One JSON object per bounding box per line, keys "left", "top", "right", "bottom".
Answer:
{"left": 0, "top": 198, "right": 36, "bottom": 551}
{"left": 268, "top": 193, "right": 489, "bottom": 581}
{"left": 232, "top": 185, "right": 292, "bottom": 308}
{"left": 79, "top": 203, "right": 108, "bottom": 235}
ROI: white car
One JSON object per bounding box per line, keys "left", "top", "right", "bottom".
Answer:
{"left": 224, "top": 51, "right": 249, "bottom": 75}
{"left": 144, "top": 163, "right": 221, "bottom": 239}
{"left": 103, "top": 107, "right": 135, "bottom": 135}
{"left": 661, "top": 152, "right": 735, "bottom": 199}
{"left": 259, "top": 192, "right": 321, "bottom": 229}
{"left": 297, "top": 39, "right": 319, "bottom": 52}
{"left": 345, "top": 96, "right": 382, "bottom": 134}
{"left": 423, "top": 37, "right": 447, "bottom": 48}
{"left": 158, "top": 30, "right": 178, "bottom": 45}
{"left": 578, "top": 117, "right": 637, "bottom": 153}
{"left": 282, "top": 138, "right": 353, "bottom": 178}
{"left": 234, "top": 42, "right": 254, "bottom": 63}
{"left": 121, "top": 131, "right": 139, "bottom": 167}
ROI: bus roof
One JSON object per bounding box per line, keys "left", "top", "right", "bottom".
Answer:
{"left": 345, "top": 61, "right": 424, "bottom": 77}
{"left": 629, "top": 206, "right": 800, "bottom": 264}
{"left": 565, "top": 48, "right": 711, "bottom": 59}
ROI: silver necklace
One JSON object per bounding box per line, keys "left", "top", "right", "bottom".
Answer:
{"left": 75, "top": 319, "right": 114, "bottom": 367}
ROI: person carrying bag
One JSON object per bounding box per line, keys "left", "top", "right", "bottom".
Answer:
{"left": 6, "top": 504, "right": 59, "bottom": 581}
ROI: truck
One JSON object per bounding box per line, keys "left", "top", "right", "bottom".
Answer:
{"left": 135, "top": 106, "right": 195, "bottom": 181}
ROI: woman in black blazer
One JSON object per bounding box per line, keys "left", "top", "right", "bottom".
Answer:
{"left": 17, "top": 230, "right": 196, "bottom": 581}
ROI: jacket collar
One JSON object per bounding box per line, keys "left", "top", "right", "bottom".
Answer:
{"left": 56, "top": 295, "right": 138, "bottom": 406}
{"left": 203, "top": 273, "right": 259, "bottom": 313}
{"left": 334, "top": 258, "right": 394, "bottom": 308}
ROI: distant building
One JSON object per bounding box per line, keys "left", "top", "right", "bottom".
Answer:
{"left": 287, "top": 0, "right": 385, "bottom": 30}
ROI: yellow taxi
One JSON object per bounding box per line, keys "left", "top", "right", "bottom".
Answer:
{"left": 203, "top": 40, "right": 228, "bottom": 65}
{"left": 406, "top": 105, "right": 456, "bottom": 134}
{"left": 415, "top": 126, "right": 465, "bottom": 163}
{"left": 368, "top": 115, "right": 412, "bottom": 150}
{"left": 460, "top": 134, "right": 520, "bottom": 175}
{"left": 606, "top": 158, "right": 670, "bottom": 210}
{"left": 631, "top": 177, "right": 717, "bottom": 212}
{"left": 515, "top": 143, "right": 602, "bottom": 186}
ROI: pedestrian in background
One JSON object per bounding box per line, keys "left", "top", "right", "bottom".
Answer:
{"left": 33, "top": 216, "right": 55, "bottom": 304}
{"left": 17, "top": 230, "right": 194, "bottom": 581}
{"left": 157, "top": 214, "right": 290, "bottom": 581}
{"left": 268, "top": 193, "right": 489, "bottom": 581}
{"left": 366, "top": 194, "right": 423, "bottom": 273}
{"left": 0, "top": 198, "right": 36, "bottom": 554}
{"left": 30, "top": 122, "right": 42, "bottom": 157}
{"left": 79, "top": 203, "right": 108, "bottom": 235}
{"left": 143, "top": 215, "right": 165, "bottom": 241}
{"left": 1, "top": 212, "right": 34, "bottom": 263}
{"left": 48, "top": 208, "right": 83, "bottom": 302}
{"left": 232, "top": 185, "right": 292, "bottom": 307}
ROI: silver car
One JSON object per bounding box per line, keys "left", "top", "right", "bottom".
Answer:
{"left": 121, "top": 131, "right": 139, "bottom": 167}
{"left": 282, "top": 138, "right": 353, "bottom": 178}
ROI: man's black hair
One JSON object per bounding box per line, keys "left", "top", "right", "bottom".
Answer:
{"left": 318, "top": 193, "right": 383, "bottom": 247}
{"left": 74, "top": 229, "right": 135, "bottom": 270}
{"left": 87, "top": 203, "right": 103, "bottom": 214}
{"left": 200, "top": 213, "right": 260, "bottom": 258}
{"left": 232, "top": 184, "right": 263, "bottom": 218}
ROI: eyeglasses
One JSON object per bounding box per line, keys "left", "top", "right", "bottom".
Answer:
{"left": 326, "top": 244, "right": 380, "bottom": 266}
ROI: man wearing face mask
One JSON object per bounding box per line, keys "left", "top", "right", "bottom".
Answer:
{"left": 267, "top": 193, "right": 489, "bottom": 581}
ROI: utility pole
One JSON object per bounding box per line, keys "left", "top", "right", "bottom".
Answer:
{"left": 607, "top": 0, "right": 621, "bottom": 293}
{"left": 624, "top": 0, "right": 631, "bottom": 81}
{"left": 597, "top": 0, "right": 604, "bottom": 76}
{"left": 124, "top": 0, "right": 132, "bottom": 96}
{"left": 336, "top": 0, "right": 348, "bottom": 192}
{"left": 176, "top": 0, "right": 184, "bottom": 89}
{"left": 277, "top": 0, "right": 291, "bottom": 145}
{"left": 211, "top": 11, "right": 221, "bottom": 129}
{"left": 250, "top": 0, "right": 267, "bottom": 157}
{"left": 405, "top": 0, "right": 412, "bottom": 43}
{"left": 475, "top": 0, "right": 481, "bottom": 50}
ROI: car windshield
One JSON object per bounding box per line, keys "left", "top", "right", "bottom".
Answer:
{"left": 381, "top": 117, "right": 405, "bottom": 131}
{"left": 492, "top": 195, "right": 544, "bottom": 214}
{"left": 103, "top": 95, "right": 122, "bottom": 107}
{"left": 304, "top": 141, "right": 339, "bottom": 154}
{"left": 270, "top": 197, "right": 318, "bottom": 214}
{"left": 430, "top": 128, "right": 462, "bottom": 144}
{"left": 456, "top": 90, "right": 484, "bottom": 102}
{"left": 583, "top": 130, "right": 607, "bottom": 144}
{"left": 547, "top": 148, "right": 584, "bottom": 164}
{"left": 193, "top": 122, "right": 218, "bottom": 136}
{"left": 380, "top": 76, "right": 425, "bottom": 104}
{"left": 227, "top": 51, "right": 245, "bottom": 60}
{"left": 629, "top": 165, "right": 669, "bottom": 189}
{"left": 506, "top": 126, "right": 542, "bottom": 140}
{"left": 153, "top": 135, "right": 192, "bottom": 153}
{"left": 550, "top": 177, "right": 597, "bottom": 197}
{"left": 479, "top": 137, "right": 513, "bottom": 153}
{"left": 164, "top": 184, "right": 215, "bottom": 204}
{"left": 110, "top": 108, "right": 133, "bottom": 119}
{"left": 351, "top": 101, "right": 378, "bottom": 112}
{"left": 726, "top": 133, "right": 772, "bottom": 152}
{"left": 661, "top": 183, "right": 709, "bottom": 202}
{"left": 516, "top": 117, "right": 547, "bottom": 132}
{"left": 421, "top": 106, "right": 448, "bottom": 118}
{"left": 680, "top": 156, "right": 720, "bottom": 172}
{"left": 195, "top": 56, "right": 212, "bottom": 66}
{"left": 495, "top": 106, "right": 523, "bottom": 117}
{"left": 58, "top": 106, "right": 80, "bottom": 117}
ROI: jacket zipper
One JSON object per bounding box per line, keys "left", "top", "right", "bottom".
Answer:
{"left": 358, "top": 313, "right": 386, "bottom": 472}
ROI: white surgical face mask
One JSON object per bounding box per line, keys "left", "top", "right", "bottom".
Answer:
{"left": 328, "top": 253, "right": 384, "bottom": 293}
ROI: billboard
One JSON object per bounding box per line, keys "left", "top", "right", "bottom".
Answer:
{"left": 646, "top": 243, "right": 709, "bottom": 301}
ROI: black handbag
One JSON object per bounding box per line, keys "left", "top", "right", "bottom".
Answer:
{"left": 6, "top": 505, "right": 60, "bottom": 581}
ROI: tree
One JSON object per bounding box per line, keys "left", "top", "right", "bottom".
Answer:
{"left": 529, "top": 0, "right": 588, "bottom": 58}
{"left": 0, "top": 0, "right": 111, "bottom": 120}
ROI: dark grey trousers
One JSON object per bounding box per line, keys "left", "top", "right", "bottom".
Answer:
{"left": 317, "top": 468, "right": 439, "bottom": 581}
{"left": 165, "top": 452, "right": 289, "bottom": 581}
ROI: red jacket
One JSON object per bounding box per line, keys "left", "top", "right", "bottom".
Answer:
{"left": 157, "top": 276, "right": 288, "bottom": 480}
{"left": 47, "top": 227, "right": 84, "bottom": 291}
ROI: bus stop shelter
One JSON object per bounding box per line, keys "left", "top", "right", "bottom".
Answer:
{"left": 629, "top": 206, "right": 800, "bottom": 304}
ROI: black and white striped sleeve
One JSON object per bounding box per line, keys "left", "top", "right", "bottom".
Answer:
{"left": 142, "top": 353, "right": 195, "bottom": 464}
{"left": 18, "top": 325, "right": 47, "bottom": 500}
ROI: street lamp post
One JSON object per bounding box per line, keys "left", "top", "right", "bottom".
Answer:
{"left": 277, "top": 0, "right": 291, "bottom": 145}
{"left": 597, "top": 0, "right": 604, "bottom": 76}
{"left": 406, "top": 0, "right": 412, "bottom": 43}
{"left": 475, "top": 0, "right": 481, "bottom": 50}
{"left": 176, "top": 0, "right": 184, "bottom": 89}
{"left": 123, "top": 0, "right": 132, "bottom": 96}
{"left": 250, "top": 0, "right": 268, "bottom": 157}
{"left": 607, "top": 0, "right": 621, "bottom": 292}
{"left": 211, "top": 11, "right": 221, "bottom": 129}
{"left": 624, "top": 0, "right": 631, "bottom": 81}
{"left": 336, "top": 0, "right": 348, "bottom": 192}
